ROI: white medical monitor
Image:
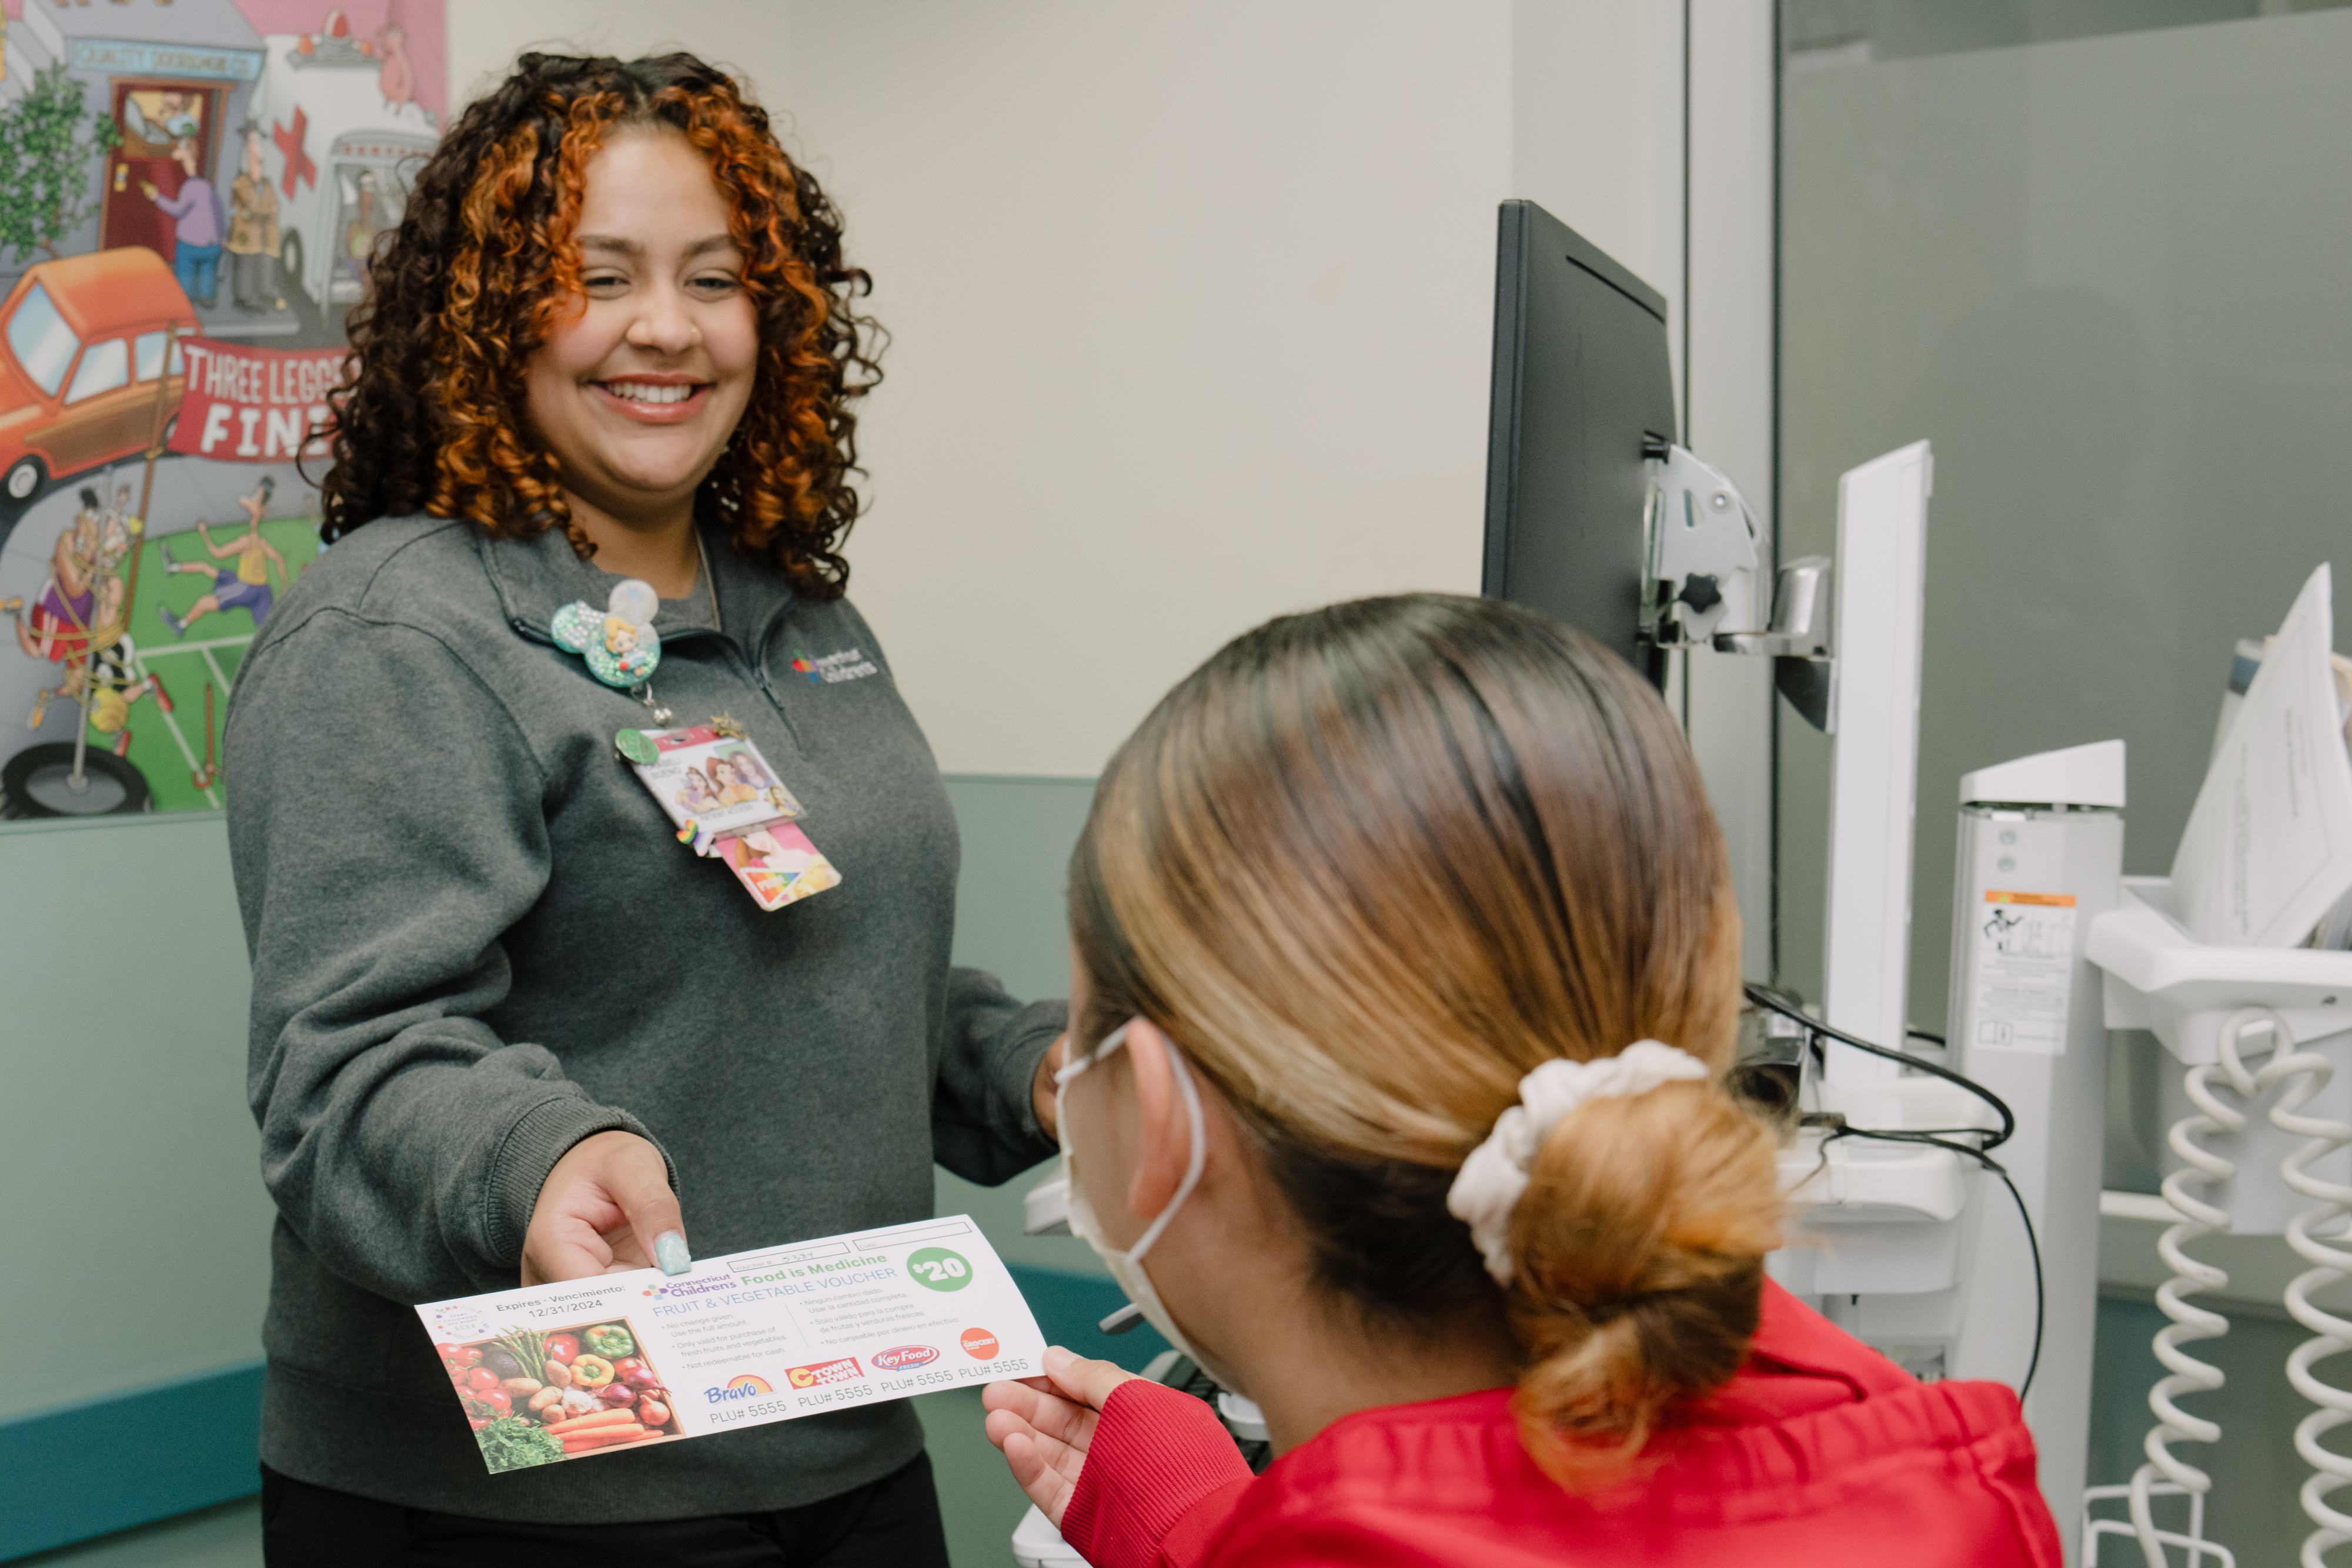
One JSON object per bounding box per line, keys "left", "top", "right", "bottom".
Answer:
{"left": 1820, "top": 440, "right": 1932, "bottom": 1079}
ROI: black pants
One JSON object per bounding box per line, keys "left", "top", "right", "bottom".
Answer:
{"left": 258, "top": 1454, "right": 951, "bottom": 1567}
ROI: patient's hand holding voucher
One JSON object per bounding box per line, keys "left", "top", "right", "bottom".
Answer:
{"left": 416, "top": 1216, "right": 1046, "bottom": 1473}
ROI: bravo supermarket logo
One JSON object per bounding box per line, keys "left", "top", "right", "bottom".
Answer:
{"left": 704, "top": 1375, "right": 774, "bottom": 1405}
{"left": 871, "top": 1345, "right": 941, "bottom": 1371}
{"left": 785, "top": 1356, "right": 865, "bottom": 1389}
{"left": 789, "top": 647, "right": 880, "bottom": 685}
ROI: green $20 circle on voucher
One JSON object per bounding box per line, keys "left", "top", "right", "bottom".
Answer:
{"left": 907, "top": 1246, "right": 973, "bottom": 1292}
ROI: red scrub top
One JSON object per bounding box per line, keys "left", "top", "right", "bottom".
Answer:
{"left": 1058, "top": 1279, "right": 2060, "bottom": 1568}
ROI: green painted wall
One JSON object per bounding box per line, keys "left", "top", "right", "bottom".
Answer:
{"left": 934, "top": 774, "right": 1106, "bottom": 1279}
{"left": 0, "top": 813, "right": 273, "bottom": 1423}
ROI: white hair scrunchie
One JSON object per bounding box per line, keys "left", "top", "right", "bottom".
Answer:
{"left": 1444, "top": 1040, "right": 1711, "bottom": 1285}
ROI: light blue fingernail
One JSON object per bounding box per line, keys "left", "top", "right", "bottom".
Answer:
{"left": 656, "top": 1231, "right": 691, "bottom": 1276}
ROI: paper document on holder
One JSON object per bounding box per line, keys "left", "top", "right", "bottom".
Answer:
{"left": 2169, "top": 562, "right": 2352, "bottom": 947}
{"left": 416, "top": 1215, "right": 1045, "bottom": 1474}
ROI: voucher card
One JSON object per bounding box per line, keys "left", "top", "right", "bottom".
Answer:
{"left": 416, "top": 1215, "right": 1047, "bottom": 1473}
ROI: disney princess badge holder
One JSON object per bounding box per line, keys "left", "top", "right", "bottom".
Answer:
{"left": 552, "top": 579, "right": 840, "bottom": 911}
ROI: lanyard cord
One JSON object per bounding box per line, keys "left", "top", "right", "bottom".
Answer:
{"left": 694, "top": 529, "right": 721, "bottom": 634}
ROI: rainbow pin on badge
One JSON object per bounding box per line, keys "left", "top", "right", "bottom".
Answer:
{"left": 553, "top": 580, "right": 661, "bottom": 688}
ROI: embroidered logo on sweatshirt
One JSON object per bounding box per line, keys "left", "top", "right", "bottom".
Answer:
{"left": 790, "top": 647, "right": 880, "bottom": 686}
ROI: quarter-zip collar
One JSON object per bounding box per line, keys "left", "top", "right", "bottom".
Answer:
{"left": 476, "top": 513, "right": 797, "bottom": 657}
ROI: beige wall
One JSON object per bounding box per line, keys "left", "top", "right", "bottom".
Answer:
{"left": 447, "top": 4, "right": 793, "bottom": 109}
{"left": 445, "top": 4, "right": 1706, "bottom": 780}
{"left": 780, "top": 2, "right": 1511, "bottom": 774}
{"left": 1511, "top": 0, "right": 1687, "bottom": 405}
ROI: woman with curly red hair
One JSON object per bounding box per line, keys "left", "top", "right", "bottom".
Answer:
{"left": 226, "top": 53, "right": 1066, "bottom": 1565}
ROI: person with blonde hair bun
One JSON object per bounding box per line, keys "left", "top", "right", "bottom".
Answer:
{"left": 983, "top": 594, "right": 2059, "bottom": 1567}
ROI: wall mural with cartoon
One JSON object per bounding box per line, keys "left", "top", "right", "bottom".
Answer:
{"left": 0, "top": 0, "right": 441, "bottom": 816}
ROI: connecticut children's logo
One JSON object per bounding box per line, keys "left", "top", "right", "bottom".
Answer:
{"left": 431, "top": 1308, "right": 489, "bottom": 1340}
{"left": 790, "top": 647, "right": 881, "bottom": 686}
{"left": 785, "top": 1356, "right": 865, "bottom": 1389}
{"left": 705, "top": 1373, "right": 774, "bottom": 1405}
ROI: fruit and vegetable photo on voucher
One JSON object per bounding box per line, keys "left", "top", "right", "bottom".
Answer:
{"left": 436, "top": 1318, "right": 686, "bottom": 1472}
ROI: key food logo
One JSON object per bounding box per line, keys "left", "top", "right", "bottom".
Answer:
{"left": 706, "top": 1374, "right": 773, "bottom": 1405}
{"left": 785, "top": 1356, "right": 865, "bottom": 1389}
{"left": 871, "top": 1344, "right": 940, "bottom": 1371}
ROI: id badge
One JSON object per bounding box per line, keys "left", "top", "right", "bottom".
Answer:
{"left": 619, "top": 724, "right": 839, "bottom": 909}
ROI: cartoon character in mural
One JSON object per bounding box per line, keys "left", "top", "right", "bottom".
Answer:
{"left": 6, "top": 488, "right": 109, "bottom": 666}
{"left": 342, "top": 169, "right": 380, "bottom": 289}
{"left": 154, "top": 92, "right": 205, "bottom": 145}
{"left": 228, "top": 123, "right": 286, "bottom": 315}
{"left": 0, "top": 486, "right": 170, "bottom": 751}
{"left": 157, "top": 476, "right": 290, "bottom": 637}
{"left": 377, "top": 25, "right": 416, "bottom": 116}
{"left": 141, "top": 139, "right": 228, "bottom": 309}
{"left": 66, "top": 638, "right": 172, "bottom": 758}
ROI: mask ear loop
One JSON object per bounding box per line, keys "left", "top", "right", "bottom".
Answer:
{"left": 1052, "top": 1018, "right": 1209, "bottom": 1263}
{"left": 1125, "top": 1029, "right": 1207, "bottom": 1265}
{"left": 1057, "top": 1020, "right": 1131, "bottom": 1087}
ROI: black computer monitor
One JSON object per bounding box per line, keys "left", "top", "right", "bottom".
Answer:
{"left": 1482, "top": 199, "right": 1677, "bottom": 687}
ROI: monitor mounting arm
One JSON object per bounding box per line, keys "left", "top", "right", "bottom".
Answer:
{"left": 1642, "top": 440, "right": 1836, "bottom": 732}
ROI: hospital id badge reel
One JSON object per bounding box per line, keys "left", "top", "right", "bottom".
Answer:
{"left": 552, "top": 579, "right": 841, "bottom": 912}
{"left": 617, "top": 721, "right": 839, "bottom": 911}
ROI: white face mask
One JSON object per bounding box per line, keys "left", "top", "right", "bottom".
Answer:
{"left": 1054, "top": 1019, "right": 1214, "bottom": 1370}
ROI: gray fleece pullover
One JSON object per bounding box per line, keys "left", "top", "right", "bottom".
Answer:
{"left": 226, "top": 514, "right": 1063, "bottom": 1522}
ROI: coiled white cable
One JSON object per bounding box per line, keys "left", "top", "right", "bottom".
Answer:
{"left": 2128, "top": 1010, "right": 2265, "bottom": 1568}
{"left": 2260, "top": 1017, "right": 2352, "bottom": 1568}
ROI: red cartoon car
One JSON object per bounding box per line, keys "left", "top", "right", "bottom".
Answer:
{"left": 0, "top": 247, "right": 197, "bottom": 507}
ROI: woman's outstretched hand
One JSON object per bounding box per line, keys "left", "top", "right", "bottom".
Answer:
{"left": 982, "top": 1346, "right": 1138, "bottom": 1527}
{"left": 522, "top": 1129, "right": 690, "bottom": 1286}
